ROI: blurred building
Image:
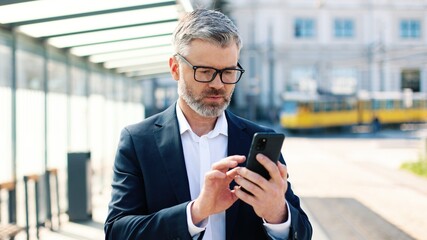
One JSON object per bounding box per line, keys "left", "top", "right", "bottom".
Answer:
{"left": 223, "top": 0, "right": 427, "bottom": 119}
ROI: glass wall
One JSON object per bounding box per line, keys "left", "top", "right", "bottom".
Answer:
{"left": 0, "top": 38, "right": 12, "bottom": 182}
{"left": 0, "top": 28, "right": 145, "bottom": 223}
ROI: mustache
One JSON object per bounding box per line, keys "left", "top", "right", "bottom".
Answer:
{"left": 201, "top": 88, "right": 226, "bottom": 97}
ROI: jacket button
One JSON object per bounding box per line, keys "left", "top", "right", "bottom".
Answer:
{"left": 294, "top": 231, "right": 298, "bottom": 239}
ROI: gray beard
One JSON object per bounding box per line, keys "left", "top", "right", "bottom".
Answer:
{"left": 178, "top": 79, "right": 233, "bottom": 118}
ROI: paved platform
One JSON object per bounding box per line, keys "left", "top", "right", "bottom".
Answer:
{"left": 13, "top": 135, "right": 427, "bottom": 240}
{"left": 285, "top": 137, "right": 427, "bottom": 240}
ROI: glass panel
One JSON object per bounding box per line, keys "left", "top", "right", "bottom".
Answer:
{"left": 0, "top": 87, "right": 12, "bottom": 182}
{"left": 70, "top": 66, "right": 87, "bottom": 96}
{"left": 15, "top": 47, "right": 45, "bottom": 177}
{"left": 16, "top": 50, "right": 43, "bottom": 90}
{"left": 0, "top": 44, "right": 12, "bottom": 181}
{"left": 90, "top": 71, "right": 104, "bottom": 96}
{"left": 16, "top": 89, "right": 45, "bottom": 177}
{"left": 48, "top": 59, "right": 67, "bottom": 93}
{"left": 88, "top": 71, "right": 106, "bottom": 194}
{"left": 69, "top": 94, "right": 88, "bottom": 151}
{"left": 69, "top": 66, "right": 88, "bottom": 151}
{"left": 0, "top": 44, "right": 11, "bottom": 87}
{"left": 47, "top": 92, "right": 67, "bottom": 170}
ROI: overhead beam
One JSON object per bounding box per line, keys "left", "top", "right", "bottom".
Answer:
{"left": 0, "top": 0, "right": 176, "bottom": 26}
{"left": 48, "top": 21, "right": 176, "bottom": 48}
{"left": 17, "top": 5, "right": 178, "bottom": 38}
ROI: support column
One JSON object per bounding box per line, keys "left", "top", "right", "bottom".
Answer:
{"left": 10, "top": 29, "right": 17, "bottom": 224}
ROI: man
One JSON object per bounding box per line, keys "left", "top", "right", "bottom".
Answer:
{"left": 105, "top": 9, "right": 312, "bottom": 240}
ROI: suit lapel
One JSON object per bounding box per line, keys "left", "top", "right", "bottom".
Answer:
{"left": 153, "top": 104, "right": 191, "bottom": 203}
{"left": 225, "top": 111, "right": 252, "bottom": 240}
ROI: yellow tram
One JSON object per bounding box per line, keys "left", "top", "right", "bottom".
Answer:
{"left": 279, "top": 91, "right": 427, "bottom": 131}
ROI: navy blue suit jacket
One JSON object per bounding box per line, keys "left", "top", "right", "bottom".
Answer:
{"left": 105, "top": 104, "right": 312, "bottom": 240}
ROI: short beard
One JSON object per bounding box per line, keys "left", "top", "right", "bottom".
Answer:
{"left": 178, "top": 78, "right": 233, "bottom": 118}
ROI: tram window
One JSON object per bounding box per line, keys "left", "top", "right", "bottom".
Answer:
{"left": 324, "top": 102, "right": 332, "bottom": 112}
{"left": 334, "top": 102, "right": 341, "bottom": 111}
{"left": 413, "top": 100, "right": 420, "bottom": 108}
{"left": 313, "top": 102, "right": 321, "bottom": 112}
{"left": 308, "top": 102, "right": 314, "bottom": 111}
{"left": 372, "top": 100, "right": 381, "bottom": 110}
{"left": 299, "top": 102, "right": 310, "bottom": 112}
{"left": 345, "top": 101, "right": 355, "bottom": 110}
{"left": 385, "top": 100, "right": 394, "bottom": 109}
{"left": 362, "top": 101, "right": 370, "bottom": 110}
{"left": 282, "top": 101, "right": 298, "bottom": 113}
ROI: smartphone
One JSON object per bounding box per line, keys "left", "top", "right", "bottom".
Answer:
{"left": 246, "top": 132, "right": 285, "bottom": 180}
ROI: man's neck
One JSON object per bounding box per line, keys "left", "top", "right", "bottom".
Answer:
{"left": 178, "top": 99, "right": 218, "bottom": 137}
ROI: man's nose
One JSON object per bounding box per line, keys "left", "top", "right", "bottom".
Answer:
{"left": 208, "top": 72, "right": 224, "bottom": 89}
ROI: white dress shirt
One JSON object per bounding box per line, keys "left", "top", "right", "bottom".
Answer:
{"left": 176, "top": 104, "right": 291, "bottom": 240}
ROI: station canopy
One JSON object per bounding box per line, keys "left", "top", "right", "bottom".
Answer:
{"left": 0, "top": 0, "right": 193, "bottom": 79}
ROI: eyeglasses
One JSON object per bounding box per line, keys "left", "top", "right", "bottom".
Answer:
{"left": 175, "top": 53, "right": 245, "bottom": 84}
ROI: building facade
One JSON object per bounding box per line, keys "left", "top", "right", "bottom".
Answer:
{"left": 225, "top": 0, "right": 427, "bottom": 118}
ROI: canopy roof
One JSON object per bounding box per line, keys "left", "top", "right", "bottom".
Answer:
{"left": 0, "top": 0, "right": 193, "bottom": 79}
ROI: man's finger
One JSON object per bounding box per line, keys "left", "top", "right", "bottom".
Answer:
{"left": 212, "top": 155, "right": 246, "bottom": 171}
{"left": 256, "top": 154, "right": 281, "bottom": 180}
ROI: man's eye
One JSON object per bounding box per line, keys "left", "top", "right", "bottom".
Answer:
{"left": 199, "top": 68, "right": 213, "bottom": 74}
{"left": 223, "top": 70, "right": 233, "bottom": 75}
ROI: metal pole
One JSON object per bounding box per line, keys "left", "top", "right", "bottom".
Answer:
{"left": 42, "top": 42, "right": 53, "bottom": 229}
{"left": 268, "top": 24, "right": 276, "bottom": 123}
{"left": 43, "top": 42, "right": 49, "bottom": 170}
{"left": 66, "top": 52, "right": 71, "bottom": 149}
{"left": 10, "top": 28, "right": 17, "bottom": 224}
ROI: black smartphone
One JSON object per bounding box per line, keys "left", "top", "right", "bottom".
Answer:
{"left": 246, "top": 132, "right": 285, "bottom": 180}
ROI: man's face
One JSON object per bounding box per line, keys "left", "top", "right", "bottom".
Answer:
{"left": 176, "top": 39, "right": 240, "bottom": 118}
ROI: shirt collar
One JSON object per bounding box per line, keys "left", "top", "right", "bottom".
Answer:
{"left": 176, "top": 103, "right": 228, "bottom": 138}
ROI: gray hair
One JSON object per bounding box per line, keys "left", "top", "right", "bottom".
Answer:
{"left": 172, "top": 9, "right": 242, "bottom": 55}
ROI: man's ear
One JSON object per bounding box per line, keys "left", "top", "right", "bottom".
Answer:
{"left": 169, "top": 56, "right": 180, "bottom": 81}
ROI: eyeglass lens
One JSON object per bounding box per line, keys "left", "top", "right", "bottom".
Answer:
{"left": 194, "top": 67, "right": 243, "bottom": 83}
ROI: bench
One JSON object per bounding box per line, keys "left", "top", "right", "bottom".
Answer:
{"left": 0, "top": 181, "right": 23, "bottom": 240}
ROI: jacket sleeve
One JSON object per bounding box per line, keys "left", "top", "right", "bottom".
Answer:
{"left": 286, "top": 180, "right": 313, "bottom": 240}
{"left": 104, "top": 128, "right": 192, "bottom": 240}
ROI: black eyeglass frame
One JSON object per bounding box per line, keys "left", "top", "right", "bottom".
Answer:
{"left": 175, "top": 53, "right": 245, "bottom": 84}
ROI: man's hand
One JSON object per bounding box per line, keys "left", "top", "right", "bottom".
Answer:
{"left": 233, "top": 153, "right": 288, "bottom": 224}
{"left": 191, "top": 155, "right": 246, "bottom": 225}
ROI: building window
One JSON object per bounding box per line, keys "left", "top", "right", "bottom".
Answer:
{"left": 401, "top": 69, "right": 420, "bottom": 92}
{"left": 294, "top": 18, "right": 315, "bottom": 38}
{"left": 334, "top": 19, "right": 354, "bottom": 38}
{"left": 400, "top": 19, "right": 421, "bottom": 39}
